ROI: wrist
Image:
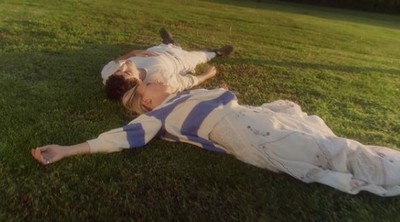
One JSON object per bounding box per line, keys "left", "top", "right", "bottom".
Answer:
{"left": 62, "top": 145, "right": 75, "bottom": 157}
{"left": 64, "top": 142, "right": 90, "bottom": 157}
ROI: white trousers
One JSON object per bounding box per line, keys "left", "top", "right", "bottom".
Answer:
{"left": 146, "top": 44, "right": 216, "bottom": 75}
{"left": 210, "top": 100, "right": 400, "bottom": 196}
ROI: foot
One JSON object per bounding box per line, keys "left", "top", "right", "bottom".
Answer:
{"left": 215, "top": 45, "right": 234, "bottom": 57}
{"left": 159, "top": 28, "right": 178, "bottom": 45}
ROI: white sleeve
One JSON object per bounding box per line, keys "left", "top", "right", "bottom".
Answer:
{"left": 86, "top": 115, "right": 162, "bottom": 153}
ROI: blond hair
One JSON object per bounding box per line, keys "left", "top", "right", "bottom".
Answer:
{"left": 121, "top": 84, "right": 149, "bottom": 115}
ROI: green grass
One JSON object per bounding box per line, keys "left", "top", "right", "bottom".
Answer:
{"left": 1, "top": 0, "right": 400, "bottom": 220}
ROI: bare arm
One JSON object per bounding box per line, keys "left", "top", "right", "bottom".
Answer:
{"left": 115, "top": 50, "right": 158, "bottom": 61}
{"left": 31, "top": 115, "right": 163, "bottom": 165}
{"left": 195, "top": 66, "right": 217, "bottom": 84}
{"left": 173, "top": 66, "right": 217, "bottom": 92}
{"left": 31, "top": 142, "right": 91, "bottom": 165}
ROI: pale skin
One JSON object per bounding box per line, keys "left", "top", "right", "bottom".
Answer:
{"left": 31, "top": 66, "right": 218, "bottom": 165}
{"left": 115, "top": 49, "right": 158, "bottom": 61}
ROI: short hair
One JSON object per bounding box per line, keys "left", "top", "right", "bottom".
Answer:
{"left": 105, "top": 74, "right": 138, "bottom": 101}
{"left": 121, "top": 84, "right": 149, "bottom": 115}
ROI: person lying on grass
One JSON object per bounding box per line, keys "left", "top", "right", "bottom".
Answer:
{"left": 101, "top": 28, "right": 233, "bottom": 101}
{"left": 32, "top": 66, "right": 400, "bottom": 197}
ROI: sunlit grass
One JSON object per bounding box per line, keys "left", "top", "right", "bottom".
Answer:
{"left": 1, "top": 0, "right": 400, "bottom": 220}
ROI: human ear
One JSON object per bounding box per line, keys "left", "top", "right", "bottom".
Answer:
{"left": 142, "top": 98, "right": 152, "bottom": 109}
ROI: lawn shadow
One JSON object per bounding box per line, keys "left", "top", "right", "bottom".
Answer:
{"left": 0, "top": 42, "right": 156, "bottom": 149}
{"left": 0, "top": 43, "right": 153, "bottom": 82}
{"left": 204, "top": 0, "right": 400, "bottom": 30}
{"left": 0, "top": 42, "right": 155, "bottom": 114}
{"left": 224, "top": 57, "right": 400, "bottom": 75}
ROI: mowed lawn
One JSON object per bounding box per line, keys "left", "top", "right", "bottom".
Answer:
{"left": 1, "top": 0, "right": 400, "bottom": 220}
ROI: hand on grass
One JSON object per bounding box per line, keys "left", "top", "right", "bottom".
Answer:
{"left": 205, "top": 65, "right": 217, "bottom": 78}
{"left": 31, "top": 142, "right": 91, "bottom": 165}
{"left": 31, "top": 145, "right": 67, "bottom": 165}
{"left": 195, "top": 66, "right": 217, "bottom": 84}
{"left": 219, "top": 81, "right": 229, "bottom": 90}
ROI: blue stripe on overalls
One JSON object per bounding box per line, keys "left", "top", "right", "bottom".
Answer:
{"left": 181, "top": 91, "right": 236, "bottom": 153}
{"left": 122, "top": 91, "right": 191, "bottom": 147}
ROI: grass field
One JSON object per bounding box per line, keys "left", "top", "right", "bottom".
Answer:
{"left": 1, "top": 0, "right": 400, "bottom": 220}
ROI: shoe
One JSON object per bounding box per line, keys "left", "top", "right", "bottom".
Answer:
{"left": 159, "top": 28, "right": 178, "bottom": 45}
{"left": 215, "top": 45, "right": 234, "bottom": 57}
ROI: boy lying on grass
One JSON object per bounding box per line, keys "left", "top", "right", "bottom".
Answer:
{"left": 101, "top": 28, "right": 233, "bottom": 101}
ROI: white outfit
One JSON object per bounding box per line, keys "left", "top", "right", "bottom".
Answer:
{"left": 210, "top": 101, "right": 400, "bottom": 196}
{"left": 87, "top": 89, "right": 400, "bottom": 196}
{"left": 101, "top": 44, "right": 216, "bottom": 93}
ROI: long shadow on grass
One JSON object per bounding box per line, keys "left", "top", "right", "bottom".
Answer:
{"left": 205, "top": 0, "right": 400, "bottom": 30}
{"left": 0, "top": 43, "right": 153, "bottom": 82}
{"left": 0, "top": 43, "right": 154, "bottom": 165}
{"left": 224, "top": 58, "right": 400, "bottom": 75}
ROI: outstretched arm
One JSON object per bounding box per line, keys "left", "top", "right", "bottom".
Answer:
{"left": 172, "top": 65, "right": 217, "bottom": 92}
{"left": 195, "top": 66, "right": 217, "bottom": 84}
{"left": 173, "top": 66, "right": 217, "bottom": 92}
{"left": 31, "top": 116, "right": 163, "bottom": 165}
{"left": 31, "top": 142, "right": 90, "bottom": 165}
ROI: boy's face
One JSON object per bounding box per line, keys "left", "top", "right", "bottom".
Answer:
{"left": 114, "top": 61, "right": 139, "bottom": 80}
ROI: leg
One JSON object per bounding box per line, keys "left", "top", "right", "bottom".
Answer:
{"left": 173, "top": 45, "right": 234, "bottom": 73}
{"left": 159, "top": 28, "right": 179, "bottom": 46}
{"left": 172, "top": 48, "right": 217, "bottom": 74}
{"left": 211, "top": 107, "right": 400, "bottom": 196}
